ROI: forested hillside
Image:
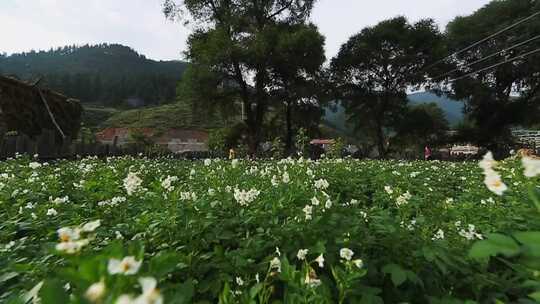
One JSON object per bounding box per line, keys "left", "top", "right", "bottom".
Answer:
{"left": 0, "top": 44, "right": 188, "bottom": 106}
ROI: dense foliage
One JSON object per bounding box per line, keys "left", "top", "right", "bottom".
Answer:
{"left": 0, "top": 44, "right": 187, "bottom": 106}
{"left": 330, "top": 17, "right": 446, "bottom": 157}
{"left": 442, "top": 0, "right": 540, "bottom": 148}
{"left": 1, "top": 155, "right": 539, "bottom": 303}
{"left": 164, "top": 0, "right": 326, "bottom": 155}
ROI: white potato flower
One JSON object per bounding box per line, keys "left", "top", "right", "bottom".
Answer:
{"left": 46, "top": 208, "right": 58, "bottom": 216}
{"left": 29, "top": 162, "right": 42, "bottom": 169}
{"left": 314, "top": 179, "right": 329, "bottom": 190}
{"left": 270, "top": 257, "right": 281, "bottom": 273}
{"left": 432, "top": 229, "right": 445, "bottom": 241}
{"left": 57, "top": 227, "right": 81, "bottom": 243}
{"left": 315, "top": 254, "right": 325, "bottom": 268}
{"left": 325, "top": 199, "right": 332, "bottom": 209}
{"left": 483, "top": 171, "right": 508, "bottom": 196}
{"left": 352, "top": 259, "right": 364, "bottom": 269}
{"left": 134, "top": 277, "right": 163, "bottom": 304}
{"left": 82, "top": 220, "right": 101, "bottom": 232}
{"left": 56, "top": 239, "right": 89, "bottom": 254}
{"left": 522, "top": 157, "right": 540, "bottom": 178}
{"left": 297, "top": 249, "right": 309, "bottom": 260}
{"left": 340, "top": 248, "right": 354, "bottom": 261}
{"left": 235, "top": 277, "right": 244, "bottom": 286}
{"left": 233, "top": 188, "right": 260, "bottom": 206}
{"left": 108, "top": 256, "right": 142, "bottom": 275}
{"left": 479, "top": 152, "right": 497, "bottom": 172}
{"left": 303, "top": 205, "right": 313, "bottom": 220}
{"left": 85, "top": 280, "right": 106, "bottom": 303}
{"left": 123, "top": 172, "right": 143, "bottom": 196}
{"left": 282, "top": 172, "right": 290, "bottom": 184}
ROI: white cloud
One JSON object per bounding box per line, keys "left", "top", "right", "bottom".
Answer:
{"left": 312, "top": 0, "right": 492, "bottom": 59}
{"left": 0, "top": 0, "right": 189, "bottom": 60}
{"left": 1, "top": 0, "right": 491, "bottom": 61}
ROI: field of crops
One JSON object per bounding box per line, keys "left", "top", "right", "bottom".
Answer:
{"left": 1, "top": 154, "right": 540, "bottom": 303}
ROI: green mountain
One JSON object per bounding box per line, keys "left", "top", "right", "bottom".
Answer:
{"left": 0, "top": 44, "right": 188, "bottom": 106}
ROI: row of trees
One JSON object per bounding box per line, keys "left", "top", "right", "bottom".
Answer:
{"left": 164, "top": 0, "right": 540, "bottom": 157}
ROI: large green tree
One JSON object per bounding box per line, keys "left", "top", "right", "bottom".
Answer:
{"left": 443, "top": 0, "right": 540, "bottom": 151}
{"left": 266, "top": 23, "right": 327, "bottom": 151}
{"left": 331, "top": 17, "right": 444, "bottom": 158}
{"left": 393, "top": 103, "right": 449, "bottom": 153}
{"left": 163, "top": 0, "right": 324, "bottom": 155}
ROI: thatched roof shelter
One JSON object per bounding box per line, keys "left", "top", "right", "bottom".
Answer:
{"left": 0, "top": 75, "right": 82, "bottom": 140}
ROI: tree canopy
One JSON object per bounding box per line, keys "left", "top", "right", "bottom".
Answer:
{"left": 163, "top": 0, "right": 325, "bottom": 155}
{"left": 442, "top": 0, "right": 540, "bottom": 150}
{"left": 331, "top": 17, "right": 445, "bottom": 157}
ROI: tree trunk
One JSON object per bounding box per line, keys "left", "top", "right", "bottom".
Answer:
{"left": 375, "top": 118, "right": 386, "bottom": 159}
{"left": 285, "top": 100, "right": 293, "bottom": 153}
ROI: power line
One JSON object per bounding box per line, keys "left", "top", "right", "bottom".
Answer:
{"left": 422, "top": 10, "right": 540, "bottom": 72}
{"left": 446, "top": 47, "right": 540, "bottom": 83}
{"left": 431, "top": 34, "right": 540, "bottom": 81}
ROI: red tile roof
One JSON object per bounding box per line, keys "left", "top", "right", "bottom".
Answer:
{"left": 95, "top": 128, "right": 208, "bottom": 142}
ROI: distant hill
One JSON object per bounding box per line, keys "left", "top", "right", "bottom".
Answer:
{"left": 407, "top": 92, "right": 465, "bottom": 126}
{"left": 323, "top": 92, "right": 465, "bottom": 135}
{"left": 0, "top": 44, "right": 188, "bottom": 106}
{"left": 101, "top": 102, "right": 234, "bottom": 131}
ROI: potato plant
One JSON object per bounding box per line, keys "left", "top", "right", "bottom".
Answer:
{"left": 0, "top": 154, "right": 539, "bottom": 303}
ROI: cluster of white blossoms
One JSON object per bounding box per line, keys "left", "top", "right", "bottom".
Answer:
{"left": 456, "top": 222, "right": 483, "bottom": 240}
{"left": 297, "top": 249, "right": 309, "bottom": 260}
{"left": 400, "top": 218, "right": 416, "bottom": 231}
{"left": 269, "top": 257, "right": 282, "bottom": 273}
{"left": 204, "top": 158, "right": 212, "bottom": 166}
{"left": 161, "top": 175, "right": 179, "bottom": 192}
{"left": 480, "top": 197, "right": 495, "bottom": 205}
{"left": 395, "top": 191, "right": 412, "bottom": 207}
{"left": 271, "top": 175, "right": 279, "bottom": 186}
{"left": 50, "top": 196, "right": 70, "bottom": 205}
{"left": 233, "top": 188, "right": 260, "bottom": 206}
{"left": 432, "top": 229, "right": 445, "bottom": 241}
{"left": 56, "top": 220, "right": 101, "bottom": 254}
{"left": 282, "top": 172, "right": 290, "bottom": 184}
{"left": 479, "top": 152, "right": 508, "bottom": 196}
{"left": 303, "top": 205, "right": 313, "bottom": 220}
{"left": 124, "top": 172, "right": 143, "bottom": 196}
{"left": 29, "top": 162, "right": 42, "bottom": 170}
{"left": 384, "top": 186, "right": 393, "bottom": 195}
{"left": 180, "top": 191, "right": 198, "bottom": 201}
{"left": 97, "top": 196, "right": 127, "bottom": 208}
{"left": 314, "top": 179, "right": 329, "bottom": 190}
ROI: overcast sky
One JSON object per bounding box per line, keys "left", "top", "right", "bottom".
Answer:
{"left": 1, "top": 0, "right": 491, "bottom": 61}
